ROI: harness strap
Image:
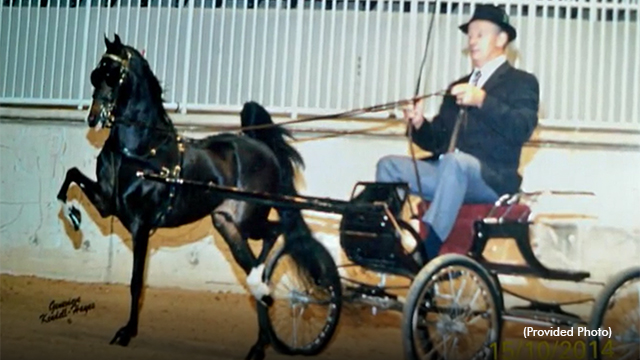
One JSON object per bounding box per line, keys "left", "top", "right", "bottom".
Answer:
{"left": 114, "top": 131, "right": 185, "bottom": 235}
{"left": 149, "top": 136, "right": 185, "bottom": 234}
{"left": 118, "top": 132, "right": 174, "bottom": 173}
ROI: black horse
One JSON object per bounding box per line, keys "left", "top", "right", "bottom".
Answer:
{"left": 56, "top": 34, "right": 326, "bottom": 359}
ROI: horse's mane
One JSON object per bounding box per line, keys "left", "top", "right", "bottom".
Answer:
{"left": 119, "top": 44, "right": 175, "bottom": 130}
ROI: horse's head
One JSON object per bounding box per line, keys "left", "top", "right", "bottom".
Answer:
{"left": 87, "top": 34, "right": 159, "bottom": 130}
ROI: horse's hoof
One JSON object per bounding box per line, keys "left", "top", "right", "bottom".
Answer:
{"left": 109, "top": 327, "right": 132, "bottom": 347}
{"left": 260, "top": 295, "right": 274, "bottom": 307}
{"left": 244, "top": 345, "right": 265, "bottom": 360}
{"left": 68, "top": 206, "right": 82, "bottom": 231}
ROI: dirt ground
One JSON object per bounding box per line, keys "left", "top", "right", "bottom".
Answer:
{"left": 0, "top": 274, "right": 406, "bottom": 360}
{"left": 0, "top": 274, "right": 631, "bottom": 360}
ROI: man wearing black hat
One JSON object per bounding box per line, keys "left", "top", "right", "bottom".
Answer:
{"left": 376, "top": 4, "right": 540, "bottom": 263}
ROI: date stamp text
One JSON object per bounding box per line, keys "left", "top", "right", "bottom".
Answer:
{"left": 490, "top": 339, "right": 616, "bottom": 360}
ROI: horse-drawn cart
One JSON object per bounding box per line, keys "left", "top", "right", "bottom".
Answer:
{"left": 138, "top": 171, "right": 640, "bottom": 360}
{"left": 55, "top": 35, "right": 638, "bottom": 360}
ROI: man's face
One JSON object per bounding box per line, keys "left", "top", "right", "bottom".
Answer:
{"left": 466, "top": 20, "right": 508, "bottom": 68}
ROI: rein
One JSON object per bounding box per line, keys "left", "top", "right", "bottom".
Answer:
{"left": 403, "top": 2, "right": 438, "bottom": 221}
{"left": 95, "top": 43, "right": 454, "bottom": 233}
{"left": 97, "top": 47, "right": 449, "bottom": 138}
{"left": 100, "top": 90, "right": 447, "bottom": 136}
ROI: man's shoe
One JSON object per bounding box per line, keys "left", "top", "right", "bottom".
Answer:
{"left": 409, "top": 222, "right": 443, "bottom": 267}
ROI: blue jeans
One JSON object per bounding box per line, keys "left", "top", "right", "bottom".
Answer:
{"left": 375, "top": 151, "right": 499, "bottom": 241}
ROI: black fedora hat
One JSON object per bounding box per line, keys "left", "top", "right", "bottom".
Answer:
{"left": 459, "top": 4, "right": 517, "bottom": 42}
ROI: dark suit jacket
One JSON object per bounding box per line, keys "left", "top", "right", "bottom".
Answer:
{"left": 411, "top": 61, "right": 540, "bottom": 196}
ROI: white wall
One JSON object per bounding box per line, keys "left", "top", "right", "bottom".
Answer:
{"left": 1, "top": 109, "right": 639, "bottom": 311}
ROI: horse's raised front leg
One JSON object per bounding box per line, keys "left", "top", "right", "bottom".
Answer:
{"left": 110, "top": 225, "right": 150, "bottom": 346}
{"left": 56, "top": 167, "right": 112, "bottom": 231}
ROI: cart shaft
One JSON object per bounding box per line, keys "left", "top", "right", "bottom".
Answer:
{"left": 137, "top": 171, "right": 386, "bottom": 215}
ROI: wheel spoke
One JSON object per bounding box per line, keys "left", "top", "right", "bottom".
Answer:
{"left": 406, "top": 258, "right": 500, "bottom": 360}
{"left": 262, "top": 248, "right": 341, "bottom": 356}
{"left": 590, "top": 268, "right": 640, "bottom": 360}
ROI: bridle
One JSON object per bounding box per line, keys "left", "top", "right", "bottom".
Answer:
{"left": 96, "top": 51, "right": 131, "bottom": 129}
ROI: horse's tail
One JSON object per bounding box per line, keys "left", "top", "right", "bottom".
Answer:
{"left": 274, "top": 205, "right": 337, "bottom": 289}
{"left": 240, "top": 101, "right": 304, "bottom": 196}
{"left": 240, "top": 101, "right": 328, "bottom": 283}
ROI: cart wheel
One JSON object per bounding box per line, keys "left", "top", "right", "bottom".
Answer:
{"left": 402, "top": 254, "right": 502, "bottom": 360}
{"left": 587, "top": 266, "right": 640, "bottom": 360}
{"left": 257, "top": 238, "right": 342, "bottom": 356}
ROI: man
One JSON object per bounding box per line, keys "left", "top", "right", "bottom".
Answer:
{"left": 376, "top": 4, "right": 540, "bottom": 263}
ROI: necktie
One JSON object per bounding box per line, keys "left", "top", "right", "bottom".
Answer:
{"left": 471, "top": 70, "right": 482, "bottom": 87}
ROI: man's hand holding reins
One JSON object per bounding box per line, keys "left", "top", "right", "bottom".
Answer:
{"left": 451, "top": 83, "right": 486, "bottom": 108}
{"left": 403, "top": 98, "right": 428, "bottom": 129}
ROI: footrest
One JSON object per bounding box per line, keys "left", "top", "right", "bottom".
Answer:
{"left": 504, "top": 308, "right": 587, "bottom": 327}
{"left": 482, "top": 262, "right": 591, "bottom": 281}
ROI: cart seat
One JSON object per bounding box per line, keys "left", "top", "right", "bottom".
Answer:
{"left": 416, "top": 200, "right": 532, "bottom": 256}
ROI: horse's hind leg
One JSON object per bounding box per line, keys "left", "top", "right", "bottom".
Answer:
{"left": 245, "top": 222, "right": 281, "bottom": 360}
{"left": 211, "top": 205, "right": 269, "bottom": 301}
{"left": 57, "top": 166, "right": 112, "bottom": 230}
{"left": 212, "top": 203, "right": 278, "bottom": 360}
{"left": 210, "top": 205, "right": 259, "bottom": 284}
{"left": 245, "top": 310, "right": 269, "bottom": 360}
{"left": 255, "top": 220, "right": 281, "bottom": 263}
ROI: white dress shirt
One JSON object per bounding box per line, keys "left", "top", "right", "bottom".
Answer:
{"left": 469, "top": 55, "right": 507, "bottom": 88}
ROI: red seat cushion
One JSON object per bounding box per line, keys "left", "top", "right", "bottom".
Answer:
{"left": 417, "top": 201, "right": 531, "bottom": 255}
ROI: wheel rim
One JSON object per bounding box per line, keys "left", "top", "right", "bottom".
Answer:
{"left": 597, "top": 276, "right": 640, "bottom": 360}
{"left": 267, "top": 253, "right": 339, "bottom": 352}
{"left": 411, "top": 265, "right": 499, "bottom": 360}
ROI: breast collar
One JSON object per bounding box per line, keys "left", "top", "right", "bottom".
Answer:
{"left": 111, "top": 126, "right": 186, "bottom": 230}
